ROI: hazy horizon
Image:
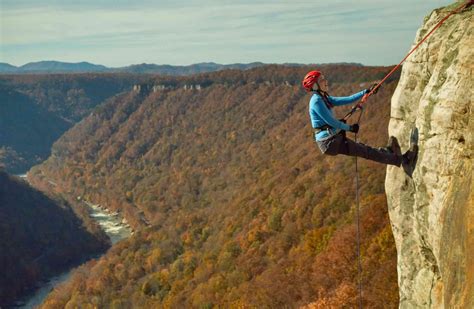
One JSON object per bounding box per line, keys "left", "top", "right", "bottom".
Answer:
{"left": 1, "top": 59, "right": 368, "bottom": 68}
{"left": 1, "top": 0, "right": 454, "bottom": 67}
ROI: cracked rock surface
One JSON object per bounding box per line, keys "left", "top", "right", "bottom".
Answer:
{"left": 385, "top": 2, "right": 473, "bottom": 308}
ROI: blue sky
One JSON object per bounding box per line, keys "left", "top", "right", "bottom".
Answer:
{"left": 0, "top": 0, "right": 455, "bottom": 67}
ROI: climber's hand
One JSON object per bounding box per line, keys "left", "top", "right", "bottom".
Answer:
{"left": 339, "top": 118, "right": 347, "bottom": 124}
{"left": 366, "top": 83, "right": 380, "bottom": 95}
{"left": 350, "top": 124, "right": 360, "bottom": 133}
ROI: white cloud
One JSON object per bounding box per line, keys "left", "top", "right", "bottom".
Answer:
{"left": 1, "top": 0, "right": 454, "bottom": 66}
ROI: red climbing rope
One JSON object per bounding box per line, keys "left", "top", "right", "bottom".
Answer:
{"left": 343, "top": 0, "right": 473, "bottom": 122}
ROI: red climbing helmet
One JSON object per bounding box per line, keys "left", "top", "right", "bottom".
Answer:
{"left": 302, "top": 70, "right": 321, "bottom": 92}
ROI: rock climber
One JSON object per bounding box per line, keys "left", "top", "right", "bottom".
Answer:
{"left": 302, "top": 70, "right": 418, "bottom": 170}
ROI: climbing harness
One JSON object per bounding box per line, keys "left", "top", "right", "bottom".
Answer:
{"left": 347, "top": 2, "right": 472, "bottom": 307}
{"left": 315, "top": 89, "right": 334, "bottom": 109}
{"left": 313, "top": 124, "right": 332, "bottom": 135}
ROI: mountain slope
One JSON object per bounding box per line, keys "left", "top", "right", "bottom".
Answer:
{"left": 0, "top": 171, "right": 109, "bottom": 308}
{"left": 30, "top": 65, "right": 400, "bottom": 307}
{"left": 0, "top": 63, "right": 18, "bottom": 72}
{"left": 0, "top": 61, "right": 108, "bottom": 73}
{"left": 0, "top": 85, "right": 72, "bottom": 173}
{"left": 19, "top": 61, "right": 108, "bottom": 73}
{"left": 115, "top": 62, "right": 265, "bottom": 75}
{"left": 0, "top": 74, "right": 146, "bottom": 172}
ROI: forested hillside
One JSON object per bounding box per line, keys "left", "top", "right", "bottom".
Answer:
{"left": 0, "top": 171, "right": 109, "bottom": 308}
{"left": 0, "top": 74, "right": 148, "bottom": 173}
{"left": 0, "top": 85, "right": 71, "bottom": 173}
{"left": 30, "top": 65, "right": 400, "bottom": 307}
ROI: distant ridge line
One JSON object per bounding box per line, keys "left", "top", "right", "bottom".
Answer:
{"left": 0, "top": 60, "right": 364, "bottom": 75}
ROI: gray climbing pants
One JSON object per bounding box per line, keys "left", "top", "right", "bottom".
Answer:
{"left": 316, "top": 132, "right": 401, "bottom": 166}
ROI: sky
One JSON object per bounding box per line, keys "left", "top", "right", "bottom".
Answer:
{"left": 0, "top": 0, "right": 455, "bottom": 67}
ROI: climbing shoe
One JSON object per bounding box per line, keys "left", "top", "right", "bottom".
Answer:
{"left": 379, "top": 136, "right": 401, "bottom": 154}
{"left": 402, "top": 144, "right": 418, "bottom": 166}
{"left": 402, "top": 128, "right": 419, "bottom": 176}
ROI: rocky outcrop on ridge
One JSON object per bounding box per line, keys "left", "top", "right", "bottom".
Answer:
{"left": 385, "top": 2, "right": 473, "bottom": 308}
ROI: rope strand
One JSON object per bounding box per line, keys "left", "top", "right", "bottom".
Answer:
{"left": 366, "top": 0, "right": 471, "bottom": 97}
{"left": 354, "top": 109, "right": 364, "bottom": 308}
{"left": 343, "top": 0, "right": 471, "bottom": 121}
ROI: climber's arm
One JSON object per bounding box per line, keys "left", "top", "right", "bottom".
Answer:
{"left": 328, "top": 89, "right": 367, "bottom": 106}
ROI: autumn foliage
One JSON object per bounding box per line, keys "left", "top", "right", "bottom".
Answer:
{"left": 0, "top": 74, "right": 148, "bottom": 173}
{"left": 29, "top": 65, "right": 401, "bottom": 307}
{"left": 0, "top": 171, "right": 109, "bottom": 307}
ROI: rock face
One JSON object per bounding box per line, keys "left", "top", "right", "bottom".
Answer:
{"left": 385, "top": 2, "right": 473, "bottom": 308}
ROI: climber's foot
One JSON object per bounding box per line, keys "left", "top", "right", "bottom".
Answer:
{"left": 378, "top": 136, "right": 401, "bottom": 155}
{"left": 402, "top": 129, "right": 419, "bottom": 176}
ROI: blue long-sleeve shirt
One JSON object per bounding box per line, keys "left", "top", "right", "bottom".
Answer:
{"left": 309, "top": 90, "right": 367, "bottom": 141}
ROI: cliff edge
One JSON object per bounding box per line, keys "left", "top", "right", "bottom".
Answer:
{"left": 385, "top": 2, "right": 473, "bottom": 308}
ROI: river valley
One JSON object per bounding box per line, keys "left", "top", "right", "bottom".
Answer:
{"left": 15, "top": 196, "right": 132, "bottom": 309}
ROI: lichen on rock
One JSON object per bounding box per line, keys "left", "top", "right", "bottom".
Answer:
{"left": 385, "top": 2, "right": 473, "bottom": 308}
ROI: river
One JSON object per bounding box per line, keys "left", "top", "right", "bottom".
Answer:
{"left": 15, "top": 200, "right": 132, "bottom": 308}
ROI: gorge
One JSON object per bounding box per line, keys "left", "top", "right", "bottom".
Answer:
{"left": 1, "top": 2, "right": 472, "bottom": 307}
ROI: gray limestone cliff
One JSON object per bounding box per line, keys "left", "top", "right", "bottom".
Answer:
{"left": 385, "top": 2, "right": 473, "bottom": 308}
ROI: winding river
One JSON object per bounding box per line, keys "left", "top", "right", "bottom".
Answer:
{"left": 16, "top": 199, "right": 132, "bottom": 308}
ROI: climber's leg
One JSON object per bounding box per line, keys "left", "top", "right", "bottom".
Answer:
{"left": 316, "top": 133, "right": 345, "bottom": 156}
{"left": 338, "top": 135, "right": 402, "bottom": 166}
